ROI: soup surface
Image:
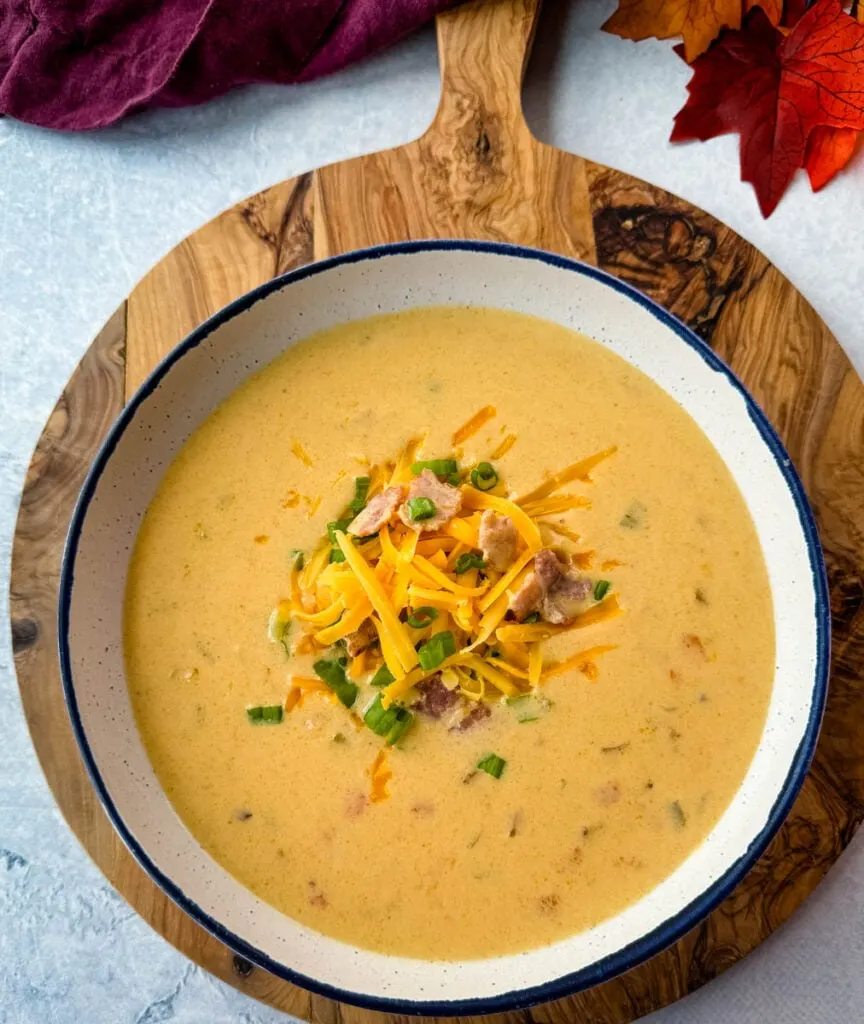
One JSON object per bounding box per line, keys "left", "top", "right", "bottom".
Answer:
{"left": 125, "top": 306, "right": 774, "bottom": 960}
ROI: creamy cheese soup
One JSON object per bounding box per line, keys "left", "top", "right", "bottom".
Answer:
{"left": 125, "top": 306, "right": 774, "bottom": 960}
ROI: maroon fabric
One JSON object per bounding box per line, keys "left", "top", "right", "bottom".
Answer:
{"left": 0, "top": 0, "right": 458, "bottom": 131}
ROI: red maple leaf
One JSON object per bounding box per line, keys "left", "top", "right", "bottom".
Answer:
{"left": 671, "top": 0, "right": 864, "bottom": 215}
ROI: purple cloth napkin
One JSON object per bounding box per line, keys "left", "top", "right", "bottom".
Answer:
{"left": 0, "top": 0, "right": 458, "bottom": 131}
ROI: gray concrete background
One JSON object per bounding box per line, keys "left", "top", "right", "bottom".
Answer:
{"left": 2, "top": 2, "right": 862, "bottom": 1021}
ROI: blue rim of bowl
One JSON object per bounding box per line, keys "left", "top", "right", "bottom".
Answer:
{"left": 58, "top": 238, "right": 830, "bottom": 1017}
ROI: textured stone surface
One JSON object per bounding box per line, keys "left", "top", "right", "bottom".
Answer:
{"left": 1, "top": 3, "right": 863, "bottom": 1022}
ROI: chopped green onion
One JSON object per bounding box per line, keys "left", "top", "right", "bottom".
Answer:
{"left": 594, "top": 579, "right": 611, "bottom": 601}
{"left": 470, "top": 462, "right": 498, "bottom": 491}
{"left": 506, "top": 693, "right": 530, "bottom": 705}
{"left": 454, "top": 552, "right": 485, "bottom": 574}
{"left": 267, "top": 607, "right": 291, "bottom": 655}
{"left": 386, "top": 709, "right": 415, "bottom": 745}
{"left": 313, "top": 658, "right": 358, "bottom": 708}
{"left": 347, "top": 476, "right": 371, "bottom": 517}
{"left": 446, "top": 472, "right": 463, "bottom": 486}
{"left": 411, "top": 459, "right": 459, "bottom": 478}
{"left": 523, "top": 611, "right": 541, "bottom": 624}
{"left": 289, "top": 549, "right": 305, "bottom": 570}
{"left": 417, "top": 630, "right": 456, "bottom": 671}
{"left": 247, "top": 704, "right": 284, "bottom": 725}
{"left": 406, "top": 497, "right": 438, "bottom": 522}
{"left": 370, "top": 664, "right": 396, "bottom": 688}
{"left": 327, "top": 519, "right": 352, "bottom": 563}
{"left": 477, "top": 752, "right": 507, "bottom": 779}
{"left": 406, "top": 606, "right": 439, "bottom": 629}
{"left": 364, "top": 694, "right": 415, "bottom": 745}
{"left": 517, "top": 715, "right": 538, "bottom": 724}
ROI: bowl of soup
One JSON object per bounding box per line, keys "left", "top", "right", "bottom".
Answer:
{"left": 59, "top": 240, "right": 828, "bottom": 1014}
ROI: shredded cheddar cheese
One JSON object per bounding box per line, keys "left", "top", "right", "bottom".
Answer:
{"left": 452, "top": 405, "right": 497, "bottom": 445}
{"left": 291, "top": 440, "right": 313, "bottom": 467}
{"left": 275, "top": 433, "right": 625, "bottom": 742}
{"left": 490, "top": 432, "right": 518, "bottom": 459}
{"left": 516, "top": 446, "right": 617, "bottom": 505}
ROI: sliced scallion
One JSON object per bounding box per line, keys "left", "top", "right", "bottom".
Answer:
{"left": 313, "top": 658, "right": 358, "bottom": 708}
{"left": 289, "top": 549, "right": 305, "bottom": 570}
{"left": 370, "top": 664, "right": 396, "bottom": 688}
{"left": 454, "top": 552, "right": 485, "bottom": 574}
{"left": 406, "top": 606, "right": 438, "bottom": 629}
{"left": 523, "top": 611, "right": 541, "bottom": 624}
{"left": 364, "top": 694, "right": 415, "bottom": 745}
{"left": 594, "top": 579, "right": 611, "bottom": 601}
{"left": 470, "top": 462, "right": 498, "bottom": 491}
{"left": 386, "top": 708, "right": 415, "bottom": 745}
{"left": 406, "top": 496, "right": 437, "bottom": 522}
{"left": 411, "top": 459, "right": 459, "bottom": 478}
{"left": 417, "top": 630, "right": 456, "bottom": 671}
{"left": 347, "top": 476, "right": 371, "bottom": 517}
{"left": 247, "top": 704, "right": 284, "bottom": 725}
{"left": 327, "top": 519, "right": 352, "bottom": 563}
{"left": 267, "top": 607, "right": 291, "bottom": 656}
{"left": 477, "top": 752, "right": 506, "bottom": 779}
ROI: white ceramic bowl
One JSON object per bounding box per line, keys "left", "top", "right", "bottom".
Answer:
{"left": 59, "top": 241, "right": 829, "bottom": 1015}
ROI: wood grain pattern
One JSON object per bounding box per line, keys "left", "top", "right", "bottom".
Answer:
{"left": 10, "top": 0, "right": 864, "bottom": 1020}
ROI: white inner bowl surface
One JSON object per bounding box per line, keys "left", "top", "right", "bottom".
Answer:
{"left": 62, "top": 243, "right": 826, "bottom": 1013}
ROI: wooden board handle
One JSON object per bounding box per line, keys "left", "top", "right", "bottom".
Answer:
{"left": 428, "top": 0, "right": 543, "bottom": 140}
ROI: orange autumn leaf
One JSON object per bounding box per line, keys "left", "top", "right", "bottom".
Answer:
{"left": 805, "top": 125, "right": 858, "bottom": 191}
{"left": 603, "top": 0, "right": 782, "bottom": 63}
{"left": 803, "top": 3, "right": 864, "bottom": 191}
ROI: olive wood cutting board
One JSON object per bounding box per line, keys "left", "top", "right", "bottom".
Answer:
{"left": 10, "top": 0, "right": 864, "bottom": 1020}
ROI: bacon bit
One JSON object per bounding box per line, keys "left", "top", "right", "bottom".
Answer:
{"left": 479, "top": 510, "right": 518, "bottom": 571}
{"left": 601, "top": 559, "right": 625, "bottom": 571}
{"left": 670, "top": 669, "right": 680, "bottom": 681}
{"left": 510, "top": 548, "right": 592, "bottom": 625}
{"left": 254, "top": 534, "right": 269, "bottom": 545}
{"left": 368, "top": 750, "right": 392, "bottom": 803}
{"left": 349, "top": 486, "right": 404, "bottom": 537}
{"left": 291, "top": 440, "right": 313, "bottom": 467}
{"left": 491, "top": 432, "right": 518, "bottom": 460}
{"left": 452, "top": 404, "right": 497, "bottom": 445}
{"left": 282, "top": 491, "right": 301, "bottom": 509}
{"left": 399, "top": 470, "right": 462, "bottom": 532}
{"left": 344, "top": 618, "right": 376, "bottom": 657}
{"left": 452, "top": 702, "right": 491, "bottom": 732}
